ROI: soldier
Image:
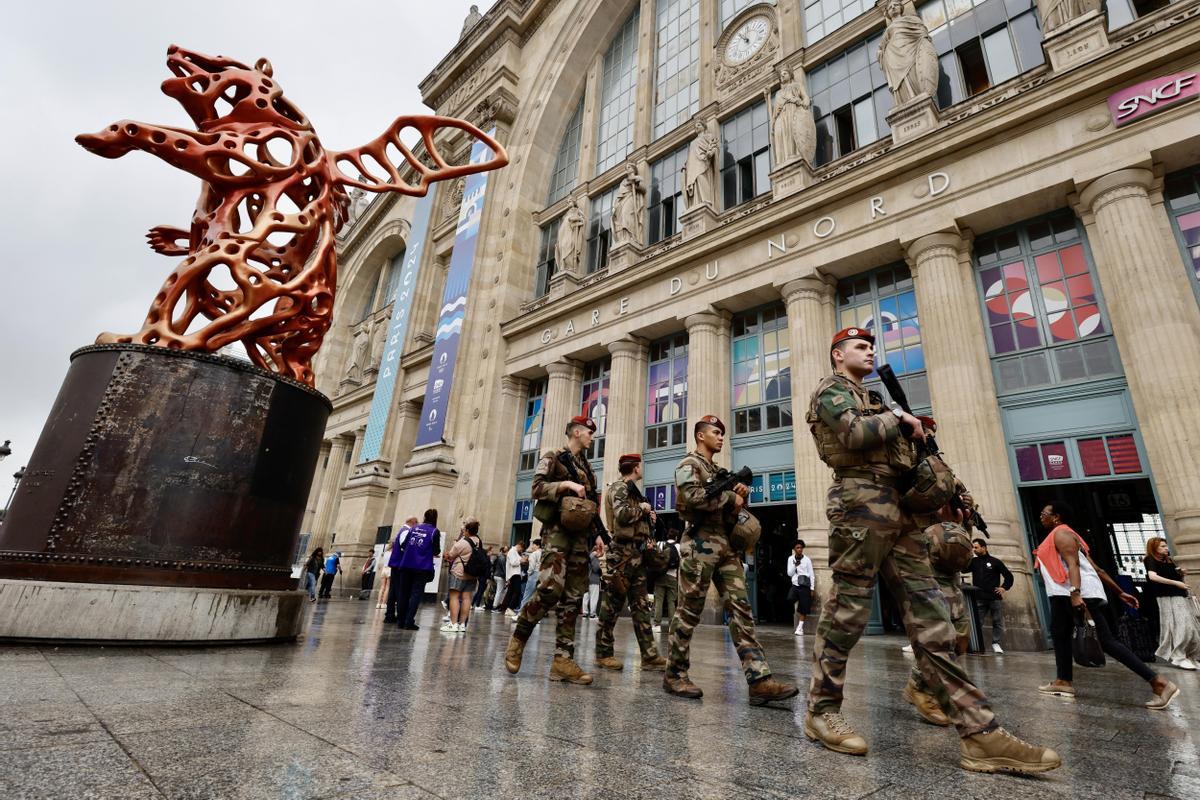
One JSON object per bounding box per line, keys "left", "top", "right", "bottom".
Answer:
{"left": 594, "top": 453, "right": 669, "bottom": 672}
{"left": 805, "top": 327, "right": 1060, "bottom": 774}
{"left": 505, "top": 414, "right": 599, "bottom": 685}
{"left": 663, "top": 414, "right": 799, "bottom": 706}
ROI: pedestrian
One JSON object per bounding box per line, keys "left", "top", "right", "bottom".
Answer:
{"left": 653, "top": 536, "right": 680, "bottom": 632}
{"left": 662, "top": 414, "right": 798, "bottom": 707}
{"left": 359, "top": 550, "right": 376, "bottom": 600}
{"left": 442, "top": 518, "right": 484, "bottom": 633}
{"left": 377, "top": 543, "right": 392, "bottom": 610}
{"left": 384, "top": 517, "right": 417, "bottom": 622}
{"left": 520, "top": 539, "right": 543, "bottom": 609}
{"left": 593, "top": 453, "right": 667, "bottom": 672}
{"left": 473, "top": 545, "right": 493, "bottom": 608}
{"left": 1035, "top": 501, "right": 1180, "bottom": 708}
{"left": 505, "top": 415, "right": 599, "bottom": 685}
{"left": 787, "top": 539, "right": 815, "bottom": 636}
{"left": 582, "top": 541, "right": 603, "bottom": 618}
{"left": 804, "top": 327, "right": 1057, "bottom": 773}
{"left": 967, "top": 538, "right": 1014, "bottom": 653}
{"left": 503, "top": 541, "right": 527, "bottom": 620}
{"left": 1143, "top": 537, "right": 1200, "bottom": 669}
{"left": 392, "top": 510, "right": 441, "bottom": 631}
{"left": 489, "top": 546, "right": 509, "bottom": 611}
{"left": 303, "top": 547, "right": 323, "bottom": 602}
{"left": 319, "top": 550, "right": 342, "bottom": 599}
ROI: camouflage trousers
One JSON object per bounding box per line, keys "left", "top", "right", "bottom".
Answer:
{"left": 595, "top": 540, "right": 659, "bottom": 660}
{"left": 809, "top": 477, "right": 997, "bottom": 737}
{"left": 908, "top": 571, "right": 969, "bottom": 705}
{"left": 513, "top": 526, "right": 589, "bottom": 658}
{"left": 666, "top": 532, "right": 771, "bottom": 684}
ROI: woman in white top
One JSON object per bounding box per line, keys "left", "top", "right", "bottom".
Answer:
{"left": 1034, "top": 501, "right": 1179, "bottom": 709}
{"left": 786, "top": 540, "right": 815, "bottom": 636}
{"left": 376, "top": 546, "right": 392, "bottom": 609}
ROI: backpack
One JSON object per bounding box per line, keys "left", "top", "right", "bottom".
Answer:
{"left": 463, "top": 537, "right": 490, "bottom": 579}
{"left": 666, "top": 543, "right": 680, "bottom": 571}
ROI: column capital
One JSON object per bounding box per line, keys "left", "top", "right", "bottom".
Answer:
{"left": 500, "top": 374, "right": 528, "bottom": 398}
{"left": 607, "top": 335, "right": 648, "bottom": 358}
{"left": 683, "top": 307, "right": 732, "bottom": 335}
{"left": 545, "top": 357, "right": 583, "bottom": 381}
{"left": 904, "top": 229, "right": 965, "bottom": 265}
{"left": 778, "top": 274, "right": 836, "bottom": 306}
{"left": 1077, "top": 168, "right": 1154, "bottom": 216}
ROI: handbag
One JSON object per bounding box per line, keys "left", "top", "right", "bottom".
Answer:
{"left": 1071, "top": 605, "right": 1106, "bottom": 668}
{"left": 1115, "top": 611, "right": 1157, "bottom": 663}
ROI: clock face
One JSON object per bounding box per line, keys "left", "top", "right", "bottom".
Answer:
{"left": 724, "top": 15, "right": 770, "bottom": 65}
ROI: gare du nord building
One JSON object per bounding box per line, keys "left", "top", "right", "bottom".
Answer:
{"left": 301, "top": 0, "right": 1200, "bottom": 647}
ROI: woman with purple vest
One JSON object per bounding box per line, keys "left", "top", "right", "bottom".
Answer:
{"left": 392, "top": 509, "right": 441, "bottom": 630}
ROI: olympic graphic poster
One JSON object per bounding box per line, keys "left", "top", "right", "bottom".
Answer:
{"left": 414, "top": 129, "right": 497, "bottom": 446}
{"left": 357, "top": 191, "right": 435, "bottom": 463}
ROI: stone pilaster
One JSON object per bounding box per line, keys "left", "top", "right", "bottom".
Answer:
{"left": 576, "top": 58, "right": 603, "bottom": 183}
{"left": 310, "top": 435, "right": 351, "bottom": 555}
{"left": 779, "top": 275, "right": 837, "bottom": 596}
{"left": 698, "top": 0, "right": 717, "bottom": 106}
{"left": 483, "top": 375, "right": 529, "bottom": 547}
{"left": 603, "top": 336, "right": 650, "bottom": 481}
{"left": 905, "top": 230, "right": 1043, "bottom": 649}
{"left": 1076, "top": 168, "right": 1200, "bottom": 588}
{"left": 633, "top": 0, "right": 656, "bottom": 149}
{"left": 301, "top": 441, "right": 332, "bottom": 540}
{"left": 684, "top": 308, "right": 732, "bottom": 468}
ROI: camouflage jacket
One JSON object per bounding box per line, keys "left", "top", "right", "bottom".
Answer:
{"left": 806, "top": 373, "right": 914, "bottom": 476}
{"left": 674, "top": 451, "right": 737, "bottom": 537}
{"left": 603, "top": 479, "right": 651, "bottom": 543}
{"left": 532, "top": 447, "right": 597, "bottom": 506}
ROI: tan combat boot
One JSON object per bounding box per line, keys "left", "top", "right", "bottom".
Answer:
{"left": 904, "top": 680, "right": 950, "bottom": 727}
{"left": 804, "top": 711, "right": 868, "bottom": 756}
{"left": 959, "top": 728, "right": 1062, "bottom": 774}
{"left": 594, "top": 656, "right": 624, "bottom": 671}
{"left": 748, "top": 677, "right": 800, "bottom": 706}
{"left": 504, "top": 635, "right": 526, "bottom": 674}
{"left": 640, "top": 654, "right": 668, "bottom": 671}
{"left": 662, "top": 672, "right": 703, "bottom": 699}
{"left": 549, "top": 656, "right": 594, "bottom": 685}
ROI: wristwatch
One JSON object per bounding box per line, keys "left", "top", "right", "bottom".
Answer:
{"left": 889, "top": 402, "right": 904, "bottom": 419}
{"left": 1069, "top": 586, "right": 1081, "bottom": 595}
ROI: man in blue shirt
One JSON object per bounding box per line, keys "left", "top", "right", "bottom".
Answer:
{"left": 319, "top": 551, "right": 342, "bottom": 599}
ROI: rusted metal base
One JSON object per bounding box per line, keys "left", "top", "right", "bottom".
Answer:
{"left": 0, "top": 345, "right": 331, "bottom": 591}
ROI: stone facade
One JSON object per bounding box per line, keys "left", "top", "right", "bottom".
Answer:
{"left": 305, "top": 0, "right": 1200, "bottom": 645}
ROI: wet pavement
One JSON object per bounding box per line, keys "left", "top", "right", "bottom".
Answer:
{"left": 2, "top": 599, "right": 1198, "bottom": 799}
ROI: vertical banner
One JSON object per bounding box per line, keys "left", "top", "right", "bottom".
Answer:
{"left": 414, "top": 129, "right": 497, "bottom": 447}
{"left": 356, "top": 191, "right": 435, "bottom": 463}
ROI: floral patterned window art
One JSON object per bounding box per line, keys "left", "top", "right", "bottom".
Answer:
{"left": 1164, "top": 166, "right": 1200, "bottom": 301}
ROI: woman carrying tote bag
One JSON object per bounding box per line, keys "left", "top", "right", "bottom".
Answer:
{"left": 1144, "top": 537, "right": 1200, "bottom": 670}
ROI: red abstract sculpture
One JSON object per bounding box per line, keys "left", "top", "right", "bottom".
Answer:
{"left": 77, "top": 45, "right": 508, "bottom": 385}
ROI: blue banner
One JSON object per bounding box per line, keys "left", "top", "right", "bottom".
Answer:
{"left": 414, "top": 129, "right": 497, "bottom": 447}
{"left": 356, "top": 191, "right": 435, "bottom": 463}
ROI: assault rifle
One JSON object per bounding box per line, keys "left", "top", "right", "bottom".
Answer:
{"left": 705, "top": 465, "right": 754, "bottom": 500}
{"left": 876, "top": 364, "right": 989, "bottom": 536}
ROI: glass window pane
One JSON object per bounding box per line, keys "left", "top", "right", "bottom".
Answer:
{"left": 1041, "top": 442, "right": 1071, "bottom": 480}
{"left": 982, "top": 27, "right": 1019, "bottom": 84}
{"left": 1015, "top": 444, "right": 1042, "bottom": 481}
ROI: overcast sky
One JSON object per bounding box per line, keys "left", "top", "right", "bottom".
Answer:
{"left": 0, "top": 0, "right": 493, "bottom": 478}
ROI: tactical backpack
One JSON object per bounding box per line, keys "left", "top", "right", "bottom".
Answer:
{"left": 463, "top": 537, "right": 490, "bottom": 579}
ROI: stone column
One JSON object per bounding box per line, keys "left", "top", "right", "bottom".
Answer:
{"left": 603, "top": 336, "right": 650, "bottom": 480}
{"left": 543, "top": 358, "right": 584, "bottom": 440}
{"left": 1076, "top": 168, "right": 1200, "bottom": 588}
{"left": 310, "top": 435, "right": 351, "bottom": 554}
{"left": 489, "top": 375, "right": 530, "bottom": 545}
{"left": 301, "top": 441, "right": 332, "bottom": 540}
{"left": 780, "top": 276, "right": 837, "bottom": 595}
{"left": 906, "top": 230, "right": 1043, "bottom": 649}
{"left": 684, "top": 308, "right": 732, "bottom": 468}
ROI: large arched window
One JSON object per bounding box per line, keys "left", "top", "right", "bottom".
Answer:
{"left": 595, "top": 9, "right": 640, "bottom": 173}
{"left": 548, "top": 96, "right": 584, "bottom": 204}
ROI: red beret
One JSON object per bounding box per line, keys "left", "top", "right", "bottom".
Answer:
{"left": 618, "top": 453, "right": 641, "bottom": 466}
{"left": 569, "top": 414, "right": 597, "bottom": 432}
{"left": 694, "top": 414, "right": 725, "bottom": 436}
{"left": 831, "top": 327, "right": 874, "bottom": 350}
{"left": 917, "top": 415, "right": 937, "bottom": 432}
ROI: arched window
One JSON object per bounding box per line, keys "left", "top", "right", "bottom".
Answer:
{"left": 595, "top": 9, "right": 641, "bottom": 173}
{"left": 548, "top": 96, "right": 584, "bottom": 204}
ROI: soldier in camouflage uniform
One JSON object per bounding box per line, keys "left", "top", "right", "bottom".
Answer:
{"left": 505, "top": 414, "right": 599, "bottom": 685}
{"left": 594, "top": 453, "right": 669, "bottom": 672}
{"left": 662, "top": 415, "right": 799, "bottom": 706}
{"left": 805, "top": 327, "right": 1060, "bottom": 774}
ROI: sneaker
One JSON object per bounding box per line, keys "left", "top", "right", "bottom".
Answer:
{"left": 1037, "top": 681, "right": 1075, "bottom": 697}
{"left": 663, "top": 672, "right": 703, "bottom": 699}
{"left": 505, "top": 609, "right": 518, "bottom": 620}
{"left": 992, "top": 642, "right": 1005, "bottom": 654}
{"left": 505, "top": 636, "right": 526, "bottom": 674}
{"left": 1171, "top": 658, "right": 1198, "bottom": 671}
{"left": 904, "top": 680, "right": 951, "bottom": 727}
{"left": 901, "top": 644, "right": 913, "bottom": 653}
{"left": 651, "top": 624, "right": 662, "bottom": 633}
{"left": 439, "top": 623, "right": 455, "bottom": 632}
{"left": 748, "top": 677, "right": 799, "bottom": 706}
{"left": 794, "top": 623, "right": 804, "bottom": 636}
{"left": 1146, "top": 681, "right": 1180, "bottom": 710}
{"left": 594, "top": 656, "right": 624, "bottom": 671}
{"left": 804, "top": 712, "right": 868, "bottom": 756}
{"left": 549, "top": 656, "right": 593, "bottom": 685}
{"left": 959, "top": 728, "right": 1061, "bottom": 774}
{"left": 455, "top": 623, "right": 467, "bottom": 633}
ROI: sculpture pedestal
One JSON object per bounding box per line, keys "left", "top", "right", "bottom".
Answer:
{"left": 0, "top": 344, "right": 330, "bottom": 643}
{"left": 549, "top": 270, "right": 583, "bottom": 301}
{"left": 607, "top": 241, "right": 646, "bottom": 275}
{"left": 770, "top": 158, "right": 816, "bottom": 201}
{"left": 680, "top": 203, "right": 719, "bottom": 241}
{"left": 1043, "top": 11, "right": 1109, "bottom": 73}
{"left": 886, "top": 93, "right": 941, "bottom": 145}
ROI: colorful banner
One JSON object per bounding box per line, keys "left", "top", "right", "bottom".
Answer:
{"left": 356, "top": 191, "right": 435, "bottom": 463}
{"left": 414, "top": 129, "right": 497, "bottom": 447}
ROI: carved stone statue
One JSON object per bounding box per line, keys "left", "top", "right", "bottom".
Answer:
{"left": 75, "top": 45, "right": 507, "bottom": 385}
{"left": 877, "top": 0, "right": 939, "bottom": 105}
{"left": 347, "top": 324, "right": 371, "bottom": 380}
{"left": 369, "top": 319, "right": 387, "bottom": 369}
{"left": 611, "top": 163, "right": 645, "bottom": 247}
{"left": 444, "top": 178, "right": 465, "bottom": 221}
{"left": 682, "top": 120, "right": 719, "bottom": 210}
{"left": 1037, "top": 0, "right": 1101, "bottom": 32}
{"left": 772, "top": 66, "right": 817, "bottom": 166}
{"left": 461, "top": 5, "right": 483, "bottom": 38}
{"left": 348, "top": 185, "right": 369, "bottom": 221}
{"left": 554, "top": 199, "right": 586, "bottom": 274}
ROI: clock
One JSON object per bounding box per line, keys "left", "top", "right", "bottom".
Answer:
{"left": 724, "top": 14, "right": 771, "bottom": 66}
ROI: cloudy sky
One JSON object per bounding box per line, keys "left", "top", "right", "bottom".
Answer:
{"left": 0, "top": 0, "right": 493, "bottom": 476}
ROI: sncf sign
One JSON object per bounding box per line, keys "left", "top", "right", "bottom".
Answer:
{"left": 1108, "top": 72, "right": 1199, "bottom": 127}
